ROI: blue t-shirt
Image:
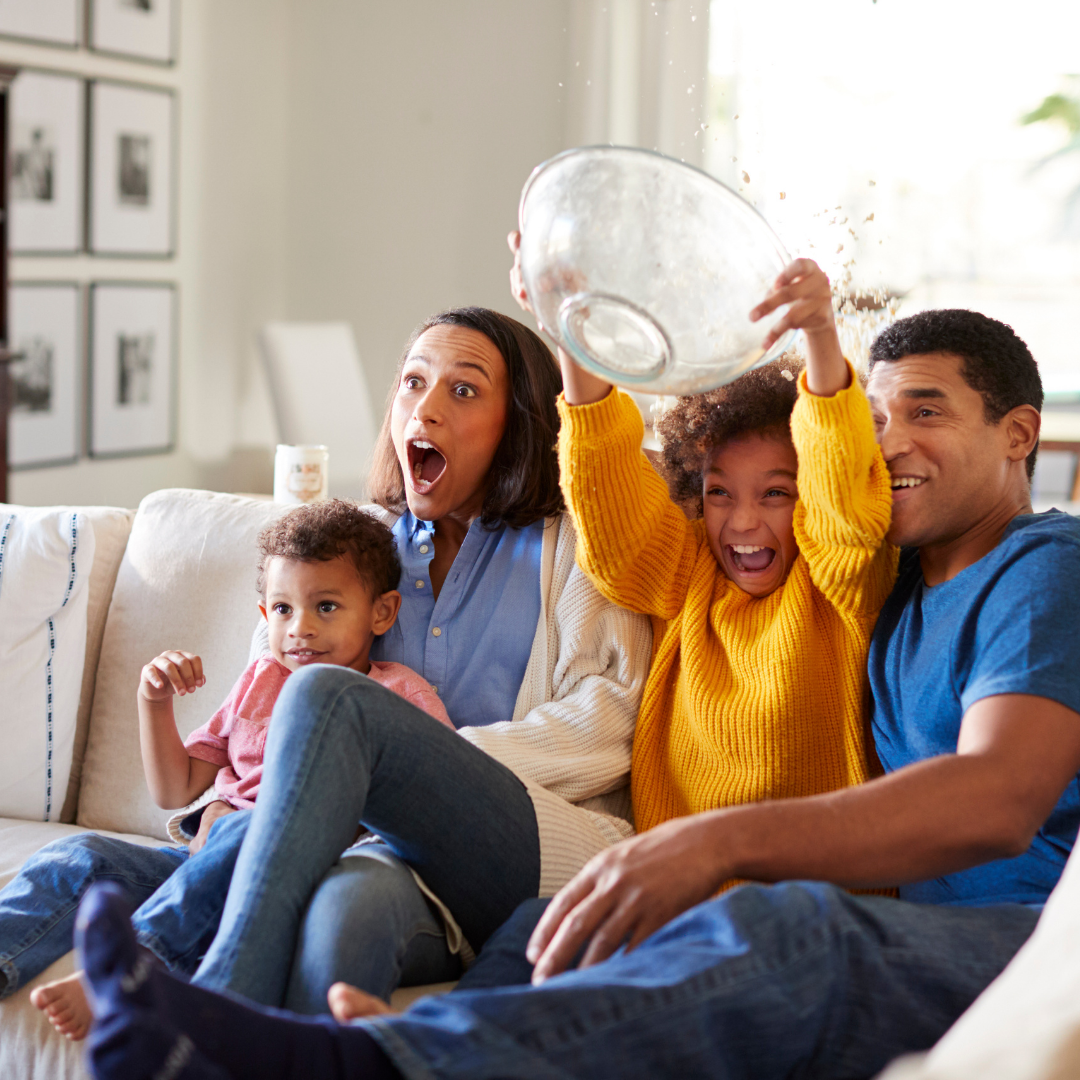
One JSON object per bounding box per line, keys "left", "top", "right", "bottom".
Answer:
{"left": 869, "top": 510, "right": 1080, "bottom": 907}
{"left": 371, "top": 511, "right": 545, "bottom": 729}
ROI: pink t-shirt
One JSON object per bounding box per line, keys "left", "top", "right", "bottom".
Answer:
{"left": 184, "top": 656, "right": 452, "bottom": 809}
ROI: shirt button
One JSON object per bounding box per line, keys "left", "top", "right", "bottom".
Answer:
{"left": 415, "top": 580, "right": 424, "bottom": 589}
{"left": 432, "top": 627, "right": 442, "bottom": 637}
{"left": 419, "top": 544, "right": 429, "bottom": 554}
{"left": 432, "top": 685, "right": 438, "bottom": 694}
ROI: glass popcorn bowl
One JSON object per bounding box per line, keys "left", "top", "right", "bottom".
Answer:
{"left": 517, "top": 146, "right": 797, "bottom": 396}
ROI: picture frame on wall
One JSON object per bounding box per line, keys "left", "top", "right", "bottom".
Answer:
{"left": 9, "top": 71, "right": 84, "bottom": 255}
{"left": 0, "top": 0, "right": 79, "bottom": 48}
{"left": 88, "top": 81, "right": 176, "bottom": 258}
{"left": 89, "top": 282, "right": 176, "bottom": 458}
{"left": 90, "top": 0, "right": 176, "bottom": 65}
{"left": 9, "top": 283, "right": 81, "bottom": 469}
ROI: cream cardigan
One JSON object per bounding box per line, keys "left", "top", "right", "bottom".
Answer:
{"left": 169, "top": 510, "right": 652, "bottom": 947}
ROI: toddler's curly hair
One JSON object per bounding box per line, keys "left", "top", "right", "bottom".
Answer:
{"left": 655, "top": 356, "right": 805, "bottom": 518}
{"left": 257, "top": 498, "right": 401, "bottom": 597}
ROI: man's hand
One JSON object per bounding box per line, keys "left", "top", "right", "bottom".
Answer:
{"left": 140, "top": 650, "right": 205, "bottom": 703}
{"left": 188, "top": 800, "right": 236, "bottom": 855}
{"left": 527, "top": 694, "right": 1080, "bottom": 985}
{"left": 750, "top": 258, "right": 848, "bottom": 397}
{"left": 526, "top": 814, "right": 728, "bottom": 983}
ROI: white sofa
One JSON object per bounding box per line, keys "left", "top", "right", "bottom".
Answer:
{"left": 2, "top": 487, "right": 1080, "bottom": 1080}
{"left": 1, "top": 488, "right": 336, "bottom": 1079}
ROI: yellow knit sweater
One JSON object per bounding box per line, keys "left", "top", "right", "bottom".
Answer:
{"left": 557, "top": 372, "right": 898, "bottom": 834}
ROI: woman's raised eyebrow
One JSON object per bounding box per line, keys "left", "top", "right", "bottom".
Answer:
{"left": 405, "top": 354, "right": 492, "bottom": 383}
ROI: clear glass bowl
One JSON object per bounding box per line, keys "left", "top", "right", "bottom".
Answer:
{"left": 518, "top": 146, "right": 797, "bottom": 396}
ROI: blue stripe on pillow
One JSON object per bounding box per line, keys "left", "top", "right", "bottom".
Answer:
{"left": 45, "top": 617, "right": 56, "bottom": 821}
{"left": 0, "top": 515, "right": 14, "bottom": 600}
{"left": 61, "top": 513, "right": 78, "bottom": 608}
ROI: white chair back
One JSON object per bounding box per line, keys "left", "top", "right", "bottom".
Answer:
{"left": 259, "top": 321, "right": 377, "bottom": 500}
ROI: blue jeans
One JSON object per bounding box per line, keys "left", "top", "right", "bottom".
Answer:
{"left": 283, "top": 841, "right": 462, "bottom": 1012}
{"left": 193, "top": 665, "right": 542, "bottom": 1009}
{"left": 0, "top": 811, "right": 256, "bottom": 998}
{"left": 0, "top": 834, "right": 184, "bottom": 998}
{"left": 131, "top": 809, "right": 252, "bottom": 972}
{"left": 360, "top": 883, "right": 1041, "bottom": 1080}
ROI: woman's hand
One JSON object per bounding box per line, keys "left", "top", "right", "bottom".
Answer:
{"left": 189, "top": 800, "right": 236, "bottom": 855}
{"left": 750, "top": 258, "right": 848, "bottom": 397}
{"left": 139, "top": 650, "right": 205, "bottom": 703}
{"left": 526, "top": 813, "right": 729, "bottom": 983}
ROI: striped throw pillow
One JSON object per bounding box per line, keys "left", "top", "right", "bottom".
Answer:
{"left": 0, "top": 508, "right": 94, "bottom": 821}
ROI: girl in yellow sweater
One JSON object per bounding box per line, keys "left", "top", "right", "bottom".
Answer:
{"left": 511, "top": 249, "right": 897, "bottom": 837}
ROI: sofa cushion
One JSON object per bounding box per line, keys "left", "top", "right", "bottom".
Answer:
{"left": 0, "top": 509, "right": 94, "bottom": 822}
{"left": 76, "top": 490, "right": 285, "bottom": 840}
{"left": 60, "top": 507, "right": 135, "bottom": 824}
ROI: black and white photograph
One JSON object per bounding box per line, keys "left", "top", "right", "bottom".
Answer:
{"left": 88, "top": 81, "right": 175, "bottom": 257}
{"left": 89, "top": 0, "right": 175, "bottom": 64}
{"left": 89, "top": 282, "right": 175, "bottom": 457}
{"left": 8, "top": 284, "right": 80, "bottom": 469}
{"left": 0, "top": 0, "right": 79, "bottom": 47}
{"left": 9, "top": 71, "right": 84, "bottom": 254}
{"left": 118, "top": 133, "right": 151, "bottom": 204}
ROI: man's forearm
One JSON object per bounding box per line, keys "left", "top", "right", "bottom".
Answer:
{"left": 711, "top": 752, "right": 1038, "bottom": 891}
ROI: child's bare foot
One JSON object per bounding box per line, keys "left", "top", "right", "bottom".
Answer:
{"left": 327, "top": 982, "right": 397, "bottom": 1022}
{"left": 29, "top": 971, "right": 92, "bottom": 1041}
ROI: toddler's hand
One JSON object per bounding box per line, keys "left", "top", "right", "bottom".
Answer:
{"left": 139, "top": 651, "right": 205, "bottom": 702}
{"left": 750, "top": 258, "right": 836, "bottom": 352}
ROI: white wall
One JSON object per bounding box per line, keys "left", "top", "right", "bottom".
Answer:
{"left": 8, "top": 0, "right": 293, "bottom": 507}
{"left": 278, "top": 1, "right": 573, "bottom": 398}
{"left": 9, "top": 0, "right": 711, "bottom": 509}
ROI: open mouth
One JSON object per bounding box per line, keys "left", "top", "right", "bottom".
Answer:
{"left": 727, "top": 544, "right": 776, "bottom": 574}
{"left": 406, "top": 438, "right": 448, "bottom": 492}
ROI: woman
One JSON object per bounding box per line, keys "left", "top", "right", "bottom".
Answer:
{"left": 7, "top": 307, "right": 648, "bottom": 1031}
{"left": 177, "top": 307, "right": 651, "bottom": 1011}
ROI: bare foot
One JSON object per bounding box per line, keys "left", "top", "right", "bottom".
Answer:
{"left": 327, "top": 982, "right": 397, "bottom": 1022}
{"left": 29, "top": 971, "right": 92, "bottom": 1041}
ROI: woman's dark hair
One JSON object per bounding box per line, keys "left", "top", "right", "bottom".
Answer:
{"left": 869, "top": 309, "right": 1043, "bottom": 479}
{"left": 257, "top": 498, "right": 401, "bottom": 597}
{"left": 368, "top": 306, "right": 565, "bottom": 529}
{"left": 655, "top": 356, "right": 804, "bottom": 517}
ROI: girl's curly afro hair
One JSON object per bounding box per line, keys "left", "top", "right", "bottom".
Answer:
{"left": 655, "top": 355, "right": 804, "bottom": 517}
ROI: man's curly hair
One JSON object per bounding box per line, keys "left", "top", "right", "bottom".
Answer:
{"left": 655, "top": 356, "right": 804, "bottom": 517}
{"left": 257, "top": 498, "right": 401, "bottom": 597}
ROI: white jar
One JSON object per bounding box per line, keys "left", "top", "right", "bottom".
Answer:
{"left": 274, "top": 444, "right": 329, "bottom": 505}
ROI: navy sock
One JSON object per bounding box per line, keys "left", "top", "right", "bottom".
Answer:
{"left": 77, "top": 883, "right": 401, "bottom": 1080}
{"left": 78, "top": 883, "right": 229, "bottom": 1080}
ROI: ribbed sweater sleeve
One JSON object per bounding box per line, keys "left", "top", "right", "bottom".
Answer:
{"left": 790, "top": 366, "right": 898, "bottom": 616}
{"left": 557, "top": 390, "right": 699, "bottom": 619}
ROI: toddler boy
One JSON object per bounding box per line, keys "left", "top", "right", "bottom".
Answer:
{"left": 32, "top": 499, "right": 450, "bottom": 1040}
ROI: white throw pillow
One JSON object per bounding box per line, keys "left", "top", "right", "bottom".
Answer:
{"left": 0, "top": 508, "right": 94, "bottom": 821}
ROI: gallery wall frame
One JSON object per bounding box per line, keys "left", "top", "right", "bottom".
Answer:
{"left": 9, "top": 70, "right": 85, "bottom": 256}
{"left": 0, "top": 0, "right": 80, "bottom": 49}
{"left": 88, "top": 280, "right": 176, "bottom": 458}
{"left": 87, "top": 78, "right": 176, "bottom": 258}
{"left": 89, "top": 0, "right": 177, "bottom": 67}
{"left": 9, "top": 282, "right": 82, "bottom": 469}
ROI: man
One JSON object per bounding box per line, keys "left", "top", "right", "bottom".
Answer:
{"left": 75, "top": 309, "right": 1080, "bottom": 1080}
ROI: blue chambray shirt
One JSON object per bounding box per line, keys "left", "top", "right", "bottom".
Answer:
{"left": 370, "top": 510, "right": 545, "bottom": 729}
